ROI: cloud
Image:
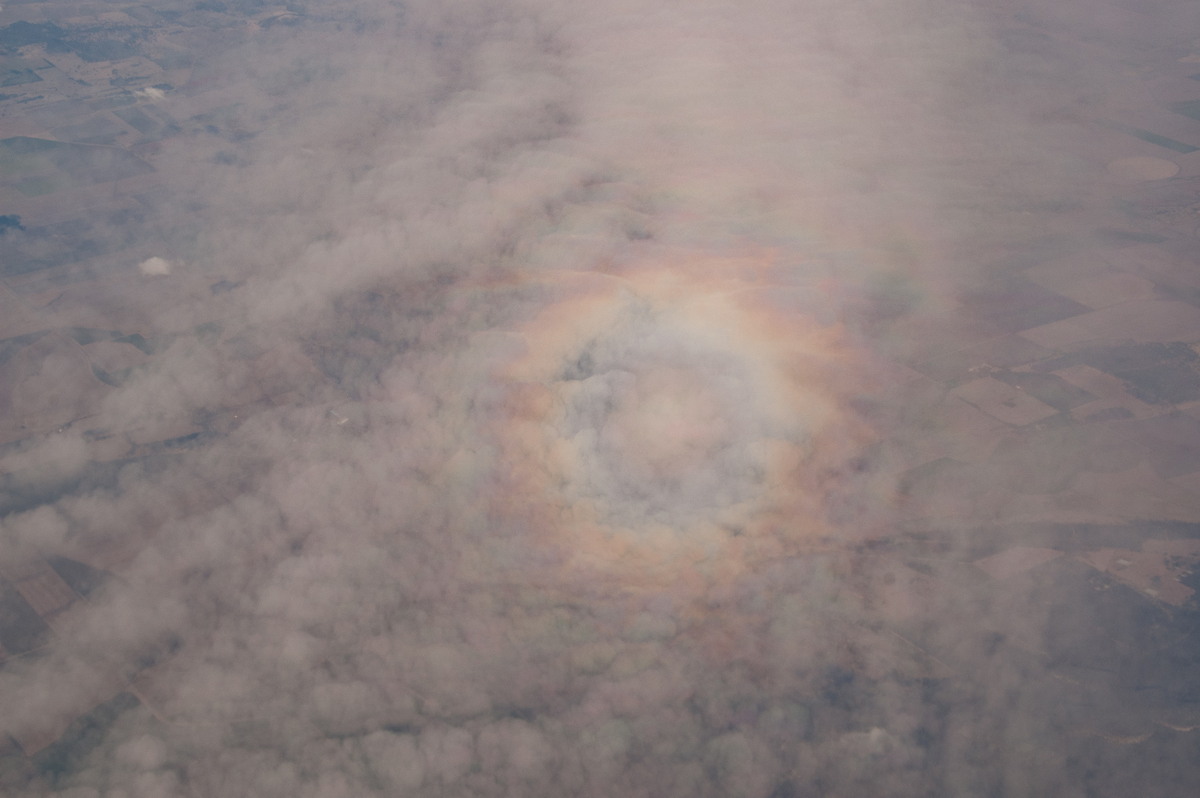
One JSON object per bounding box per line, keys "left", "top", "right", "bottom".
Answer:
{"left": 137, "top": 257, "right": 172, "bottom": 276}
{"left": 2, "top": 0, "right": 1199, "bottom": 796}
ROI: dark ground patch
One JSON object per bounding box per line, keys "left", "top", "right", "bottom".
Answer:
{"left": 0, "top": 579, "right": 51, "bottom": 656}
{"left": 31, "top": 692, "right": 141, "bottom": 783}
{"left": 46, "top": 557, "right": 108, "bottom": 599}
{"left": 958, "top": 277, "right": 1091, "bottom": 335}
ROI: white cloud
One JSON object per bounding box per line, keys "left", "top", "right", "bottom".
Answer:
{"left": 137, "top": 256, "right": 172, "bottom": 276}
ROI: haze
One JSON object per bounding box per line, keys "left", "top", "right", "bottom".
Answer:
{"left": 1, "top": 0, "right": 1200, "bottom": 796}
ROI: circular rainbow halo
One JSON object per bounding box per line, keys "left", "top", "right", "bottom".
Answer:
{"left": 486, "top": 250, "right": 869, "bottom": 592}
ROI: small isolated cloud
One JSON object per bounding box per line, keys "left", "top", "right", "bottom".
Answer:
{"left": 137, "top": 256, "right": 172, "bottom": 276}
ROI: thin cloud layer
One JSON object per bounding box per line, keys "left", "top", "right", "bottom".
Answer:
{"left": 2, "top": 0, "right": 1199, "bottom": 796}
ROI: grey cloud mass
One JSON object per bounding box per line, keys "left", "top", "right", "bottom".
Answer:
{"left": 2, "top": 0, "right": 1200, "bottom": 796}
